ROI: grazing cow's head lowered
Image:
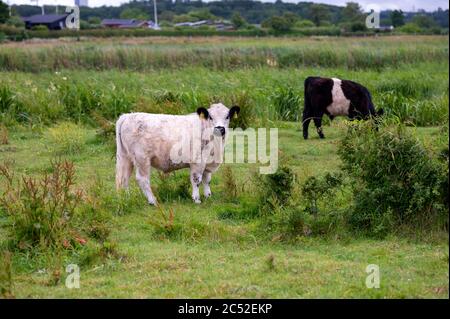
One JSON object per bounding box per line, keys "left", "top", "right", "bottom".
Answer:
{"left": 303, "top": 76, "right": 384, "bottom": 139}
{"left": 197, "top": 103, "right": 240, "bottom": 137}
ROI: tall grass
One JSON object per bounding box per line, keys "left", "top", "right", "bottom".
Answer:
{"left": 0, "top": 40, "right": 448, "bottom": 127}
{"left": 0, "top": 36, "right": 447, "bottom": 72}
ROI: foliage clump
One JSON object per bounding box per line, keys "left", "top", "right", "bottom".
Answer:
{"left": 270, "top": 86, "right": 301, "bottom": 121}
{"left": 44, "top": 122, "right": 89, "bottom": 155}
{"left": 338, "top": 121, "right": 448, "bottom": 236}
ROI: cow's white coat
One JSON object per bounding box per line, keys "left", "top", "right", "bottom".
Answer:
{"left": 115, "top": 103, "right": 233, "bottom": 205}
{"left": 326, "top": 78, "right": 351, "bottom": 116}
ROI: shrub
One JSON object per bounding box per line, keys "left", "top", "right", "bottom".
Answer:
{"left": 295, "top": 19, "right": 315, "bottom": 28}
{"left": 44, "top": 122, "right": 89, "bottom": 155}
{"left": 31, "top": 25, "right": 49, "bottom": 31}
{"left": 258, "top": 165, "right": 296, "bottom": 211}
{"left": 0, "top": 160, "right": 83, "bottom": 250}
{"left": 301, "top": 172, "right": 343, "bottom": 217}
{"left": 270, "top": 86, "right": 301, "bottom": 121}
{"left": 91, "top": 111, "right": 115, "bottom": 140}
{"left": 0, "top": 160, "right": 113, "bottom": 253}
{"left": 338, "top": 121, "right": 448, "bottom": 236}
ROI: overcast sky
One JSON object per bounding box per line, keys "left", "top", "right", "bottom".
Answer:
{"left": 7, "top": 0, "right": 449, "bottom": 12}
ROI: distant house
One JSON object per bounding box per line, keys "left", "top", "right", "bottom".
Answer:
{"left": 174, "top": 20, "right": 234, "bottom": 30}
{"left": 22, "top": 14, "right": 69, "bottom": 30}
{"left": 101, "top": 19, "right": 156, "bottom": 29}
{"left": 376, "top": 25, "right": 395, "bottom": 32}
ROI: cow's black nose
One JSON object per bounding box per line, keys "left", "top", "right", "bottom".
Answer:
{"left": 214, "top": 126, "right": 226, "bottom": 136}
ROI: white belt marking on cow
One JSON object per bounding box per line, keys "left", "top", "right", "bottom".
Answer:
{"left": 326, "top": 78, "right": 351, "bottom": 116}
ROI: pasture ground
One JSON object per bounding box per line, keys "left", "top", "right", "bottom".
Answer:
{"left": 0, "top": 123, "right": 448, "bottom": 298}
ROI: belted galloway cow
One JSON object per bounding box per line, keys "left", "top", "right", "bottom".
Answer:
{"left": 302, "top": 76, "right": 383, "bottom": 139}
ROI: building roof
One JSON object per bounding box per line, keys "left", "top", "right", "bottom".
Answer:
{"left": 101, "top": 19, "right": 139, "bottom": 26}
{"left": 22, "top": 14, "right": 68, "bottom": 24}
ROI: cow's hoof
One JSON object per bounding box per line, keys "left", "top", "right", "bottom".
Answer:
{"left": 148, "top": 200, "right": 158, "bottom": 206}
{"left": 204, "top": 191, "right": 212, "bottom": 198}
{"left": 319, "top": 135, "right": 325, "bottom": 139}
{"left": 193, "top": 197, "right": 201, "bottom": 204}
{"left": 303, "top": 136, "right": 308, "bottom": 140}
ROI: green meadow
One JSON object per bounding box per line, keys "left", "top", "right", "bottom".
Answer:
{"left": 0, "top": 35, "right": 448, "bottom": 298}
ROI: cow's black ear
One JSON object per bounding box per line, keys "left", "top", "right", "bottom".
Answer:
{"left": 228, "top": 105, "right": 240, "bottom": 119}
{"left": 377, "top": 108, "right": 384, "bottom": 116}
{"left": 197, "top": 107, "right": 209, "bottom": 120}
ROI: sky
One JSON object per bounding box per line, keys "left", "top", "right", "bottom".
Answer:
{"left": 7, "top": 0, "right": 449, "bottom": 12}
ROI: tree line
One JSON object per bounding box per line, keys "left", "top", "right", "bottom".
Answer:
{"left": 0, "top": 0, "right": 448, "bottom": 34}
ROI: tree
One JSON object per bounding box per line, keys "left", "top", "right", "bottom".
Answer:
{"left": 390, "top": 10, "right": 404, "bottom": 27}
{"left": 231, "top": 12, "right": 246, "bottom": 29}
{"left": 295, "top": 19, "right": 315, "bottom": 28}
{"left": 264, "top": 14, "right": 296, "bottom": 32}
{"left": 160, "top": 11, "right": 175, "bottom": 22}
{"left": 341, "top": 2, "right": 364, "bottom": 22}
{"left": 282, "top": 12, "right": 299, "bottom": 26}
{"left": 411, "top": 14, "right": 438, "bottom": 29}
{"left": 173, "top": 14, "right": 197, "bottom": 23}
{"left": 6, "top": 15, "right": 25, "bottom": 28}
{"left": 120, "top": 8, "right": 150, "bottom": 21}
{"left": 188, "top": 8, "right": 215, "bottom": 21}
{"left": 88, "top": 16, "right": 102, "bottom": 25}
{"left": 0, "top": 0, "right": 9, "bottom": 24}
{"left": 308, "top": 4, "right": 331, "bottom": 26}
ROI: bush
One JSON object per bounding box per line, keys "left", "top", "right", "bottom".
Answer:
{"left": 0, "top": 160, "right": 113, "bottom": 252}
{"left": 295, "top": 19, "right": 315, "bottom": 28}
{"left": 270, "top": 86, "right": 301, "bottom": 121}
{"left": 0, "top": 160, "right": 83, "bottom": 250}
{"left": 31, "top": 25, "right": 49, "bottom": 31}
{"left": 44, "top": 122, "right": 89, "bottom": 155}
{"left": 258, "top": 165, "right": 296, "bottom": 211}
{"left": 338, "top": 121, "right": 448, "bottom": 236}
{"left": 301, "top": 172, "right": 343, "bottom": 217}
{"left": 398, "top": 23, "right": 422, "bottom": 34}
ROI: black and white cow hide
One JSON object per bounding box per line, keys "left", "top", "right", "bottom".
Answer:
{"left": 302, "top": 76, "right": 383, "bottom": 139}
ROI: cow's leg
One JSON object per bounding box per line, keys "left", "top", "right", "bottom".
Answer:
{"left": 202, "top": 170, "right": 212, "bottom": 198}
{"left": 302, "top": 111, "right": 312, "bottom": 140}
{"left": 314, "top": 116, "right": 325, "bottom": 139}
{"left": 190, "top": 166, "right": 204, "bottom": 204}
{"left": 135, "top": 159, "right": 157, "bottom": 206}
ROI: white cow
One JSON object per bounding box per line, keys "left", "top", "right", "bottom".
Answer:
{"left": 115, "top": 103, "right": 240, "bottom": 205}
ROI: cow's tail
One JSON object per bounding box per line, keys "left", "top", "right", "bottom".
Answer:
{"left": 115, "top": 114, "right": 132, "bottom": 190}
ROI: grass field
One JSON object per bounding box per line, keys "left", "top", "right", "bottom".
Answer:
{"left": 0, "top": 35, "right": 448, "bottom": 299}
{"left": 1, "top": 124, "right": 448, "bottom": 298}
